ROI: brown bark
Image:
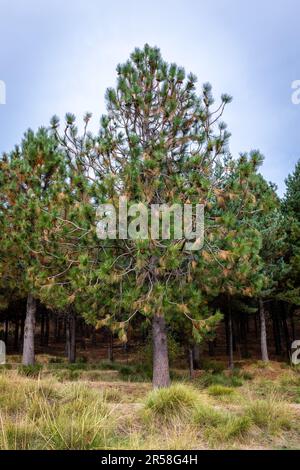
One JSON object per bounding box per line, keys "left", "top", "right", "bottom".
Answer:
{"left": 152, "top": 312, "right": 170, "bottom": 388}
{"left": 22, "top": 294, "right": 36, "bottom": 365}
{"left": 259, "top": 299, "right": 269, "bottom": 362}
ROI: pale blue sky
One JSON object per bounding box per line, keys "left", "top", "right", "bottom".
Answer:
{"left": 1, "top": 0, "right": 300, "bottom": 195}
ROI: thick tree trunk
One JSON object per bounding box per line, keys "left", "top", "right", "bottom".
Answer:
{"left": 152, "top": 313, "right": 170, "bottom": 388}
{"left": 259, "top": 299, "right": 269, "bottom": 362}
{"left": 22, "top": 294, "right": 36, "bottom": 365}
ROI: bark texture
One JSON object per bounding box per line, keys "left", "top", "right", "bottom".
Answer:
{"left": 259, "top": 298, "right": 269, "bottom": 362}
{"left": 22, "top": 294, "right": 36, "bottom": 365}
{"left": 152, "top": 312, "right": 170, "bottom": 388}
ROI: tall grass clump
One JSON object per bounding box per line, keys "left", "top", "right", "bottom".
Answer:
{"left": 144, "top": 384, "right": 199, "bottom": 421}
{"left": 194, "top": 403, "right": 251, "bottom": 446}
{"left": 207, "top": 385, "right": 235, "bottom": 396}
{"left": 245, "top": 397, "right": 293, "bottom": 434}
{"left": 35, "top": 383, "right": 116, "bottom": 449}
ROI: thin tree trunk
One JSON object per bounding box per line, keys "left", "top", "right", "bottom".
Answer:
{"left": 227, "top": 302, "right": 234, "bottom": 370}
{"left": 22, "top": 294, "right": 36, "bottom": 365}
{"left": 66, "top": 313, "right": 76, "bottom": 363}
{"left": 70, "top": 314, "right": 76, "bottom": 363}
{"left": 152, "top": 312, "right": 170, "bottom": 388}
{"left": 188, "top": 347, "right": 194, "bottom": 379}
{"left": 259, "top": 299, "right": 269, "bottom": 362}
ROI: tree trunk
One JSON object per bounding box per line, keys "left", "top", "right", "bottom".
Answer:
{"left": 188, "top": 347, "right": 194, "bottom": 379}
{"left": 22, "top": 294, "right": 36, "bottom": 365}
{"left": 227, "top": 304, "right": 234, "bottom": 370}
{"left": 152, "top": 313, "right": 170, "bottom": 388}
{"left": 66, "top": 313, "right": 76, "bottom": 363}
{"left": 259, "top": 299, "right": 269, "bottom": 362}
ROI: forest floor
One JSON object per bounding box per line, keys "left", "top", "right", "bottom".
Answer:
{"left": 0, "top": 358, "right": 300, "bottom": 450}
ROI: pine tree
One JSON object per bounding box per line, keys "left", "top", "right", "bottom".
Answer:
{"left": 0, "top": 128, "right": 67, "bottom": 364}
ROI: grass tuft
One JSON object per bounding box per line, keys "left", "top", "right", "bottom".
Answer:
{"left": 144, "top": 384, "right": 199, "bottom": 420}
{"left": 207, "top": 385, "right": 235, "bottom": 396}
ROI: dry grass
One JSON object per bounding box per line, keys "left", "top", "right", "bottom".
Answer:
{"left": 0, "top": 361, "right": 299, "bottom": 450}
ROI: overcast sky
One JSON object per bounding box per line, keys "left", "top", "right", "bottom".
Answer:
{"left": 1, "top": 0, "right": 300, "bottom": 195}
